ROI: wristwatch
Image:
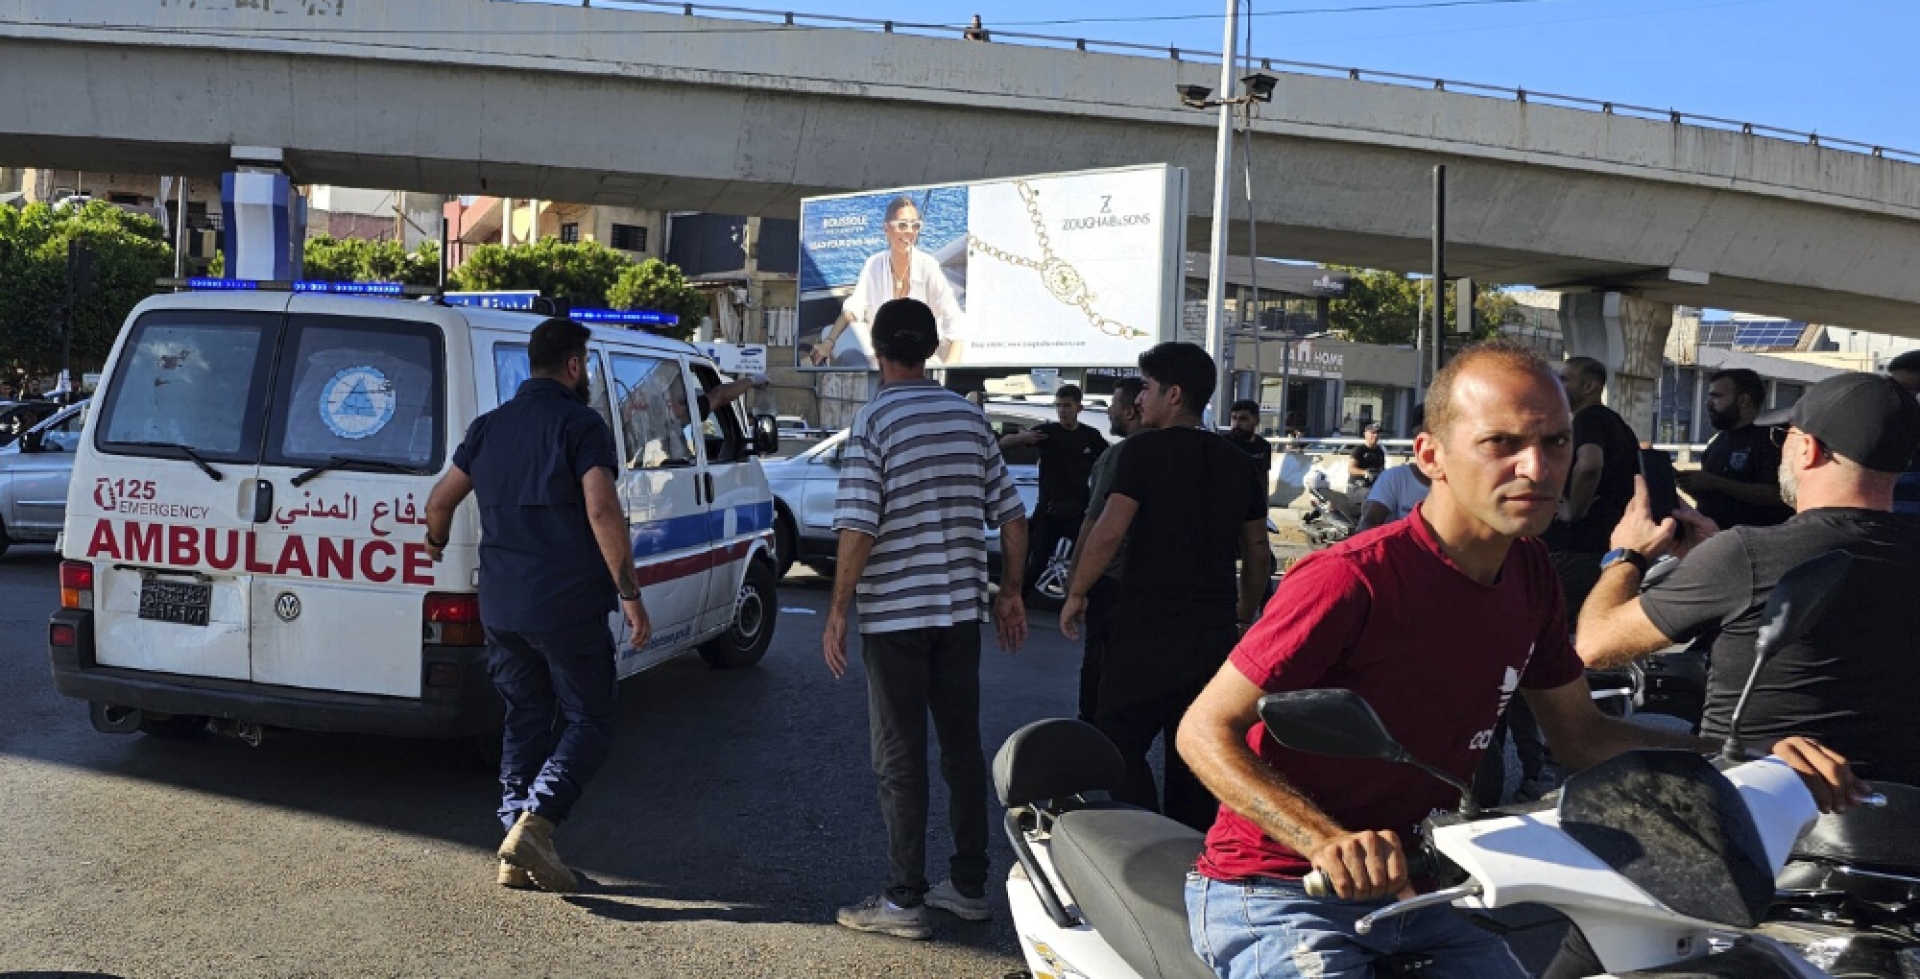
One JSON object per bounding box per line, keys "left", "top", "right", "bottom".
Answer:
{"left": 1598, "top": 548, "right": 1649, "bottom": 575}
{"left": 619, "top": 589, "right": 643, "bottom": 602}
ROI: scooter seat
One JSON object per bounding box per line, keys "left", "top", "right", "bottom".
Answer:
{"left": 1050, "top": 807, "right": 1215, "bottom": 979}
{"left": 1789, "top": 781, "right": 1920, "bottom": 873}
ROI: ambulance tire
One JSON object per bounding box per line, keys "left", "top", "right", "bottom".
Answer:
{"left": 137, "top": 713, "right": 211, "bottom": 740}
{"left": 774, "top": 508, "right": 797, "bottom": 579}
{"left": 699, "top": 560, "right": 776, "bottom": 669}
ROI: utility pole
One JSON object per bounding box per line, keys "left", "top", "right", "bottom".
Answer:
{"left": 63, "top": 239, "right": 97, "bottom": 398}
{"left": 1201, "top": 0, "right": 1240, "bottom": 428}
{"left": 1429, "top": 165, "right": 1446, "bottom": 386}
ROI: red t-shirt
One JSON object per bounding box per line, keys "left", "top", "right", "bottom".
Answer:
{"left": 1197, "top": 504, "right": 1584, "bottom": 881}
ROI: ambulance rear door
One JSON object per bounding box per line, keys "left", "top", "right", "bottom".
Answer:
{"left": 78, "top": 298, "right": 288, "bottom": 682}
{"left": 245, "top": 298, "right": 461, "bottom": 698}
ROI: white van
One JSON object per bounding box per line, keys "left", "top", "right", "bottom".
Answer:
{"left": 48, "top": 286, "right": 781, "bottom": 742}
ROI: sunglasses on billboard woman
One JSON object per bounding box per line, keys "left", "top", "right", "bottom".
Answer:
{"left": 888, "top": 219, "right": 923, "bottom": 233}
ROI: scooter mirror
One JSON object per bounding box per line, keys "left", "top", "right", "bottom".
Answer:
{"left": 1723, "top": 549, "right": 1853, "bottom": 761}
{"left": 1258, "top": 689, "right": 1405, "bottom": 763}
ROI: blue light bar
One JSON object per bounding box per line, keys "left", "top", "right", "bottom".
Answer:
{"left": 571, "top": 308, "right": 680, "bottom": 327}
{"left": 294, "top": 280, "right": 405, "bottom": 296}
{"left": 444, "top": 290, "right": 540, "bottom": 310}
{"left": 187, "top": 276, "right": 258, "bottom": 291}
{"left": 168, "top": 277, "right": 426, "bottom": 297}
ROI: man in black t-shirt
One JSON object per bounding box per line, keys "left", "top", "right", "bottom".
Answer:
{"left": 1678, "top": 368, "right": 1790, "bottom": 529}
{"left": 1577, "top": 372, "right": 1920, "bottom": 784}
{"left": 1543, "top": 356, "right": 1641, "bottom": 621}
{"left": 1889, "top": 350, "right": 1920, "bottom": 516}
{"left": 1059, "top": 344, "right": 1269, "bottom": 830}
{"left": 1346, "top": 423, "right": 1386, "bottom": 485}
{"left": 1001, "top": 384, "right": 1107, "bottom": 596}
{"left": 1223, "top": 398, "right": 1274, "bottom": 483}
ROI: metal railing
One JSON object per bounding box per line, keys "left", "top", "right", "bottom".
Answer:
{"left": 521, "top": 0, "right": 1920, "bottom": 164}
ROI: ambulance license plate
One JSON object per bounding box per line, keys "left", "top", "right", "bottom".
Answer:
{"left": 138, "top": 579, "right": 211, "bottom": 627}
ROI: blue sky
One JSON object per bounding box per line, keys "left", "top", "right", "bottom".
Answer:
{"left": 584, "top": 0, "right": 1915, "bottom": 153}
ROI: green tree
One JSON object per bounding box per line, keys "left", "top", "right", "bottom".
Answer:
{"left": 449, "top": 237, "right": 631, "bottom": 307}
{"left": 298, "top": 235, "right": 440, "bottom": 286}
{"left": 0, "top": 201, "right": 172, "bottom": 376}
{"left": 1327, "top": 267, "right": 1518, "bottom": 346}
{"left": 606, "top": 258, "right": 707, "bottom": 341}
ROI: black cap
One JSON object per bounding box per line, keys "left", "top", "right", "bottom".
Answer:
{"left": 1756, "top": 372, "right": 1920, "bottom": 473}
{"left": 1889, "top": 349, "right": 1920, "bottom": 377}
{"left": 870, "top": 298, "right": 939, "bottom": 364}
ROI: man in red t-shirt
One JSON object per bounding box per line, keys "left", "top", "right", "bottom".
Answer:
{"left": 1176, "top": 341, "right": 1863, "bottom": 979}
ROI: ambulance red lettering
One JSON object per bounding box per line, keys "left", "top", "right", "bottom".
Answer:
{"left": 78, "top": 520, "right": 435, "bottom": 585}
{"left": 205, "top": 528, "right": 240, "bottom": 570}
{"left": 318, "top": 537, "right": 353, "bottom": 579}
{"left": 402, "top": 543, "right": 433, "bottom": 586}
{"left": 86, "top": 520, "right": 121, "bottom": 560}
{"left": 124, "top": 523, "right": 163, "bottom": 563}
{"left": 168, "top": 525, "right": 201, "bottom": 566}
{"left": 360, "top": 540, "right": 397, "bottom": 583}
{"left": 275, "top": 536, "right": 313, "bottom": 578}
{"left": 243, "top": 531, "right": 275, "bottom": 574}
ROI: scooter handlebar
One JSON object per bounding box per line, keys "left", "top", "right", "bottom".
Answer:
{"left": 1300, "top": 848, "right": 1441, "bottom": 899}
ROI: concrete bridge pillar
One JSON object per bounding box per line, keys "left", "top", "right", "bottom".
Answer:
{"left": 1556, "top": 292, "right": 1673, "bottom": 441}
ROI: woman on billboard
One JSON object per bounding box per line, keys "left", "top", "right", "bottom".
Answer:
{"left": 808, "top": 195, "right": 964, "bottom": 368}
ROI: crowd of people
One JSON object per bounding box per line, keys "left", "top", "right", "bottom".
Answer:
{"left": 429, "top": 299, "right": 1917, "bottom": 978}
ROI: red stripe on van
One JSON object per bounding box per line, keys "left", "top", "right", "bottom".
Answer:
{"left": 632, "top": 540, "right": 754, "bottom": 587}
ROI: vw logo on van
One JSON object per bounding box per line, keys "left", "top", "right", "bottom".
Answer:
{"left": 274, "top": 593, "right": 302, "bottom": 622}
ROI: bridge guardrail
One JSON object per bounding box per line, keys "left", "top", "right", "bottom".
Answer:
{"left": 518, "top": 0, "right": 1918, "bottom": 164}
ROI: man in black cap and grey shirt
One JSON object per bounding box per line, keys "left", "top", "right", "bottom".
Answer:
{"left": 1574, "top": 372, "right": 1920, "bottom": 784}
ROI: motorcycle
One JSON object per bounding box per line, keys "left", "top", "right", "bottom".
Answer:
{"left": 1032, "top": 520, "right": 1289, "bottom": 607}
{"left": 1301, "top": 471, "right": 1359, "bottom": 549}
{"left": 994, "top": 550, "right": 1874, "bottom": 978}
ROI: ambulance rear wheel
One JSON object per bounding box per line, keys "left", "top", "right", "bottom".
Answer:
{"left": 699, "top": 560, "right": 776, "bottom": 669}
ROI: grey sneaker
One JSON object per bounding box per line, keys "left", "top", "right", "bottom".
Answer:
{"left": 498, "top": 811, "right": 578, "bottom": 893}
{"left": 835, "top": 893, "right": 933, "bottom": 940}
{"left": 926, "top": 879, "right": 992, "bottom": 921}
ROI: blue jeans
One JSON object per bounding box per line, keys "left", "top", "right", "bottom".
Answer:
{"left": 485, "top": 617, "right": 618, "bottom": 832}
{"left": 1186, "top": 874, "right": 1525, "bottom": 979}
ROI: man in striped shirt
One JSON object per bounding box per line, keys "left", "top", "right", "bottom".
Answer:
{"left": 824, "top": 298, "right": 1030, "bottom": 940}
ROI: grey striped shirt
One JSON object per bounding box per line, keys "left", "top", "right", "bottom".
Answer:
{"left": 833, "top": 380, "right": 1024, "bottom": 634}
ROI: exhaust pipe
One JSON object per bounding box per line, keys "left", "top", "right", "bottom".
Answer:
{"left": 207, "top": 718, "right": 267, "bottom": 747}
{"left": 88, "top": 702, "right": 143, "bottom": 735}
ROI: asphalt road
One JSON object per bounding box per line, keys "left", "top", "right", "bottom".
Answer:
{"left": 0, "top": 546, "right": 1053, "bottom": 978}
{"left": 0, "top": 540, "right": 1564, "bottom": 978}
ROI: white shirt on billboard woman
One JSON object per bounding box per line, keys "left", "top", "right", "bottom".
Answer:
{"left": 811, "top": 197, "right": 964, "bottom": 369}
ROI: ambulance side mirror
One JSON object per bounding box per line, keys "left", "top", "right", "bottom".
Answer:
{"left": 750, "top": 414, "right": 780, "bottom": 456}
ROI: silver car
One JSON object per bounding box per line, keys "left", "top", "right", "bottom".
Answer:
{"left": 0, "top": 400, "right": 87, "bottom": 558}
{"left": 763, "top": 400, "right": 1109, "bottom": 578}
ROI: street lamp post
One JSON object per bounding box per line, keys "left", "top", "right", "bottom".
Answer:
{"left": 1180, "top": 18, "right": 1278, "bottom": 429}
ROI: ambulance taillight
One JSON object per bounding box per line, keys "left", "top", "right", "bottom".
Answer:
{"left": 59, "top": 561, "right": 94, "bottom": 611}
{"left": 422, "top": 592, "right": 483, "bottom": 647}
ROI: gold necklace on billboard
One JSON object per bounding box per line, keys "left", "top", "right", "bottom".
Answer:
{"left": 966, "top": 181, "right": 1149, "bottom": 340}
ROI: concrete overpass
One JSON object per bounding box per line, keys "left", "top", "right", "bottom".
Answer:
{"left": 4, "top": 0, "right": 1920, "bottom": 346}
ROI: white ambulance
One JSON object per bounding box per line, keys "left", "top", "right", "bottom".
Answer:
{"left": 48, "top": 281, "right": 781, "bottom": 743}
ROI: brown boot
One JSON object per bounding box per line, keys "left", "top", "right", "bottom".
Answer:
{"left": 497, "top": 859, "right": 535, "bottom": 890}
{"left": 498, "top": 812, "right": 578, "bottom": 893}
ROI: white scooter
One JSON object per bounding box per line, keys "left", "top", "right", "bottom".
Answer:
{"left": 994, "top": 550, "right": 1869, "bottom": 979}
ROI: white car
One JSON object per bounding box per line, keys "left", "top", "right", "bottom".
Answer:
{"left": 763, "top": 400, "right": 1109, "bottom": 578}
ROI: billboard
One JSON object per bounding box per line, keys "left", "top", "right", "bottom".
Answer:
{"left": 796, "top": 164, "right": 1188, "bottom": 371}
